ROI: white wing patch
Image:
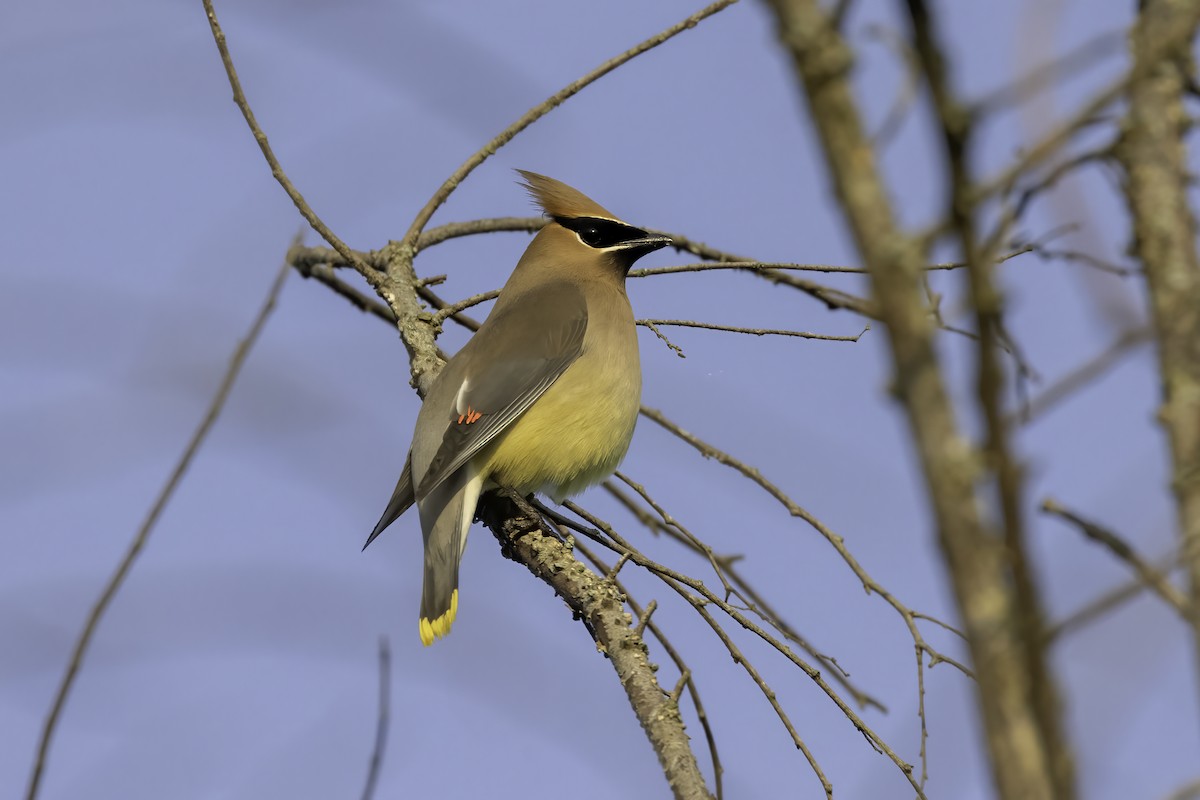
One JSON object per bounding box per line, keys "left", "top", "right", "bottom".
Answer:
{"left": 453, "top": 378, "right": 471, "bottom": 417}
{"left": 457, "top": 466, "right": 484, "bottom": 560}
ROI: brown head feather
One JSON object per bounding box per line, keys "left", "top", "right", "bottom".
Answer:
{"left": 516, "top": 170, "right": 619, "bottom": 221}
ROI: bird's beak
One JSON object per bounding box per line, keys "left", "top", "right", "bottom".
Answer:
{"left": 614, "top": 232, "right": 673, "bottom": 256}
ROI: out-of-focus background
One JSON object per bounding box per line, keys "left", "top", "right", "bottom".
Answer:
{"left": 3, "top": 1, "right": 1194, "bottom": 797}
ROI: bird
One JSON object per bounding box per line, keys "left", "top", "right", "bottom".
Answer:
{"left": 364, "top": 170, "right": 671, "bottom": 646}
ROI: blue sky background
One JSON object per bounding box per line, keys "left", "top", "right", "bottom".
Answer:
{"left": 3, "top": 0, "right": 1196, "bottom": 798}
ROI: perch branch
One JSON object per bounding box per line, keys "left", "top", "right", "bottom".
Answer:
{"left": 477, "top": 491, "right": 714, "bottom": 800}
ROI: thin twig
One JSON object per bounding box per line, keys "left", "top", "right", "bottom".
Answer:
{"left": 431, "top": 290, "right": 501, "bottom": 326}
{"left": 637, "top": 403, "right": 964, "bottom": 793}
{"left": 658, "top": 233, "right": 877, "bottom": 316}
{"left": 288, "top": 246, "right": 397, "bottom": 325}
{"left": 912, "top": 611, "right": 967, "bottom": 641}
{"left": 1002, "top": 148, "right": 1114, "bottom": 228}
{"left": 1013, "top": 328, "right": 1151, "bottom": 426}
{"left": 553, "top": 504, "right": 832, "bottom": 797}
{"left": 203, "top": 2, "right": 372, "bottom": 281}
{"left": 396, "top": 0, "right": 741, "bottom": 252}
{"left": 478, "top": 492, "right": 715, "bottom": 800}
{"left": 637, "top": 319, "right": 866, "bottom": 342}
{"left": 1033, "top": 246, "right": 1134, "bottom": 277}
{"left": 554, "top": 500, "right": 922, "bottom": 799}
{"left": 906, "top": 1, "right": 1071, "bottom": 793}
{"left": 670, "top": 671, "right": 692, "bottom": 705}
{"left": 569, "top": 543, "right": 724, "bottom": 800}
{"left": 1041, "top": 498, "right": 1191, "bottom": 620}
{"left": 602, "top": 479, "right": 888, "bottom": 712}
{"left": 865, "top": 24, "right": 922, "bottom": 147}
{"left": 614, "top": 472, "right": 742, "bottom": 605}
{"left": 641, "top": 321, "right": 688, "bottom": 358}
{"left": 418, "top": 217, "right": 547, "bottom": 250}
{"left": 24, "top": 243, "right": 295, "bottom": 800}
{"left": 286, "top": 245, "right": 381, "bottom": 271}
{"left": 605, "top": 553, "right": 632, "bottom": 581}
{"left": 638, "top": 407, "right": 970, "bottom": 675}
{"left": 1046, "top": 552, "right": 1182, "bottom": 643}
{"left": 967, "top": 15, "right": 1200, "bottom": 210}
{"left": 360, "top": 637, "right": 392, "bottom": 800}
{"left": 972, "top": 30, "right": 1125, "bottom": 114}
{"left": 635, "top": 600, "right": 659, "bottom": 639}
{"left": 205, "top": 0, "right": 445, "bottom": 393}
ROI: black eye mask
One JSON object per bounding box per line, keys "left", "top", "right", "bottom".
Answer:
{"left": 555, "top": 216, "right": 651, "bottom": 249}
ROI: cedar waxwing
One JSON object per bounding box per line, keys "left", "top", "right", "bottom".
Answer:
{"left": 365, "top": 171, "right": 671, "bottom": 645}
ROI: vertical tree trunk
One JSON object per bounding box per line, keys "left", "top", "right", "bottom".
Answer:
{"left": 760, "top": 1, "right": 1073, "bottom": 797}
{"left": 1115, "top": 0, "right": 1200, "bottom": 695}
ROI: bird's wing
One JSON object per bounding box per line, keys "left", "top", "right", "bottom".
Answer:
{"left": 416, "top": 281, "right": 588, "bottom": 498}
{"left": 362, "top": 454, "right": 413, "bottom": 550}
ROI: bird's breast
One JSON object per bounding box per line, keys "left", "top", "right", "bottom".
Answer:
{"left": 484, "top": 293, "right": 641, "bottom": 500}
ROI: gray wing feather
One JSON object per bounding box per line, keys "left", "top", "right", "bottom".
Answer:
{"left": 416, "top": 283, "right": 588, "bottom": 498}
{"left": 362, "top": 455, "right": 414, "bottom": 550}
{"left": 418, "top": 468, "right": 469, "bottom": 623}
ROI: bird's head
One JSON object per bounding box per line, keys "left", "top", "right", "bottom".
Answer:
{"left": 516, "top": 170, "right": 672, "bottom": 278}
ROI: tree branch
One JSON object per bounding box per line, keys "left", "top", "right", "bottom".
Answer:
{"left": 904, "top": 1, "right": 1073, "bottom": 795}
{"left": 24, "top": 244, "right": 294, "bottom": 800}
{"left": 203, "top": 2, "right": 373, "bottom": 281}
{"left": 761, "top": 1, "right": 1070, "bottom": 796}
{"left": 395, "top": 0, "right": 741, "bottom": 254}
{"left": 208, "top": 1, "right": 745, "bottom": 788}
{"left": 476, "top": 491, "right": 714, "bottom": 800}
{"left": 360, "top": 637, "right": 392, "bottom": 800}
{"left": 1113, "top": 0, "right": 1200, "bottom": 694}
{"left": 1041, "top": 499, "right": 1191, "bottom": 620}
{"left": 636, "top": 319, "right": 866, "bottom": 342}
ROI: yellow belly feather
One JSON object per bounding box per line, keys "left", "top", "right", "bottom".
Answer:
{"left": 484, "top": 346, "right": 640, "bottom": 501}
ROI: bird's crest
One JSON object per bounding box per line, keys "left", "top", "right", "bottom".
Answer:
{"left": 517, "top": 170, "right": 618, "bottom": 221}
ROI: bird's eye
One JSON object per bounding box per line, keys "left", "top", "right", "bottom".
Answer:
{"left": 579, "top": 227, "right": 602, "bottom": 247}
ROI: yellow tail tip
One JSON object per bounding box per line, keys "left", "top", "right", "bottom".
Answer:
{"left": 418, "top": 589, "right": 459, "bottom": 646}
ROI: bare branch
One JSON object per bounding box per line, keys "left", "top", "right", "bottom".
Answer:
{"left": 970, "top": 14, "right": 1200, "bottom": 210}
{"left": 637, "top": 319, "right": 866, "bottom": 342}
{"left": 431, "top": 290, "right": 500, "bottom": 326}
{"left": 568, "top": 544, "right": 724, "bottom": 799}
{"left": 553, "top": 500, "right": 925, "bottom": 799}
{"left": 25, "top": 244, "right": 294, "bottom": 800}
{"left": 1041, "top": 498, "right": 1191, "bottom": 620}
{"left": 905, "top": 1, "right": 1073, "bottom": 794}
{"left": 360, "top": 637, "right": 392, "bottom": 800}
{"left": 1113, "top": 0, "right": 1200, "bottom": 685}
{"left": 1013, "top": 328, "right": 1151, "bottom": 426}
{"left": 635, "top": 600, "right": 659, "bottom": 640}
{"left": 973, "top": 29, "right": 1125, "bottom": 114}
{"left": 864, "top": 24, "right": 922, "bottom": 147}
{"left": 642, "top": 321, "right": 688, "bottom": 358}
{"left": 477, "top": 492, "right": 714, "bottom": 800}
{"left": 659, "top": 233, "right": 877, "bottom": 316}
{"left": 763, "top": 0, "right": 1072, "bottom": 795}
{"left": 636, "top": 405, "right": 968, "bottom": 788}
{"left": 203, "top": 2, "right": 373, "bottom": 282}
{"left": 418, "top": 217, "right": 546, "bottom": 250}
{"left": 396, "top": 0, "right": 741, "bottom": 252}
{"left": 603, "top": 479, "right": 888, "bottom": 713}
{"left": 289, "top": 245, "right": 397, "bottom": 325}
{"left": 1047, "top": 551, "right": 1184, "bottom": 643}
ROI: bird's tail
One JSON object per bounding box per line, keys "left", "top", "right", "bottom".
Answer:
{"left": 416, "top": 467, "right": 483, "bottom": 646}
